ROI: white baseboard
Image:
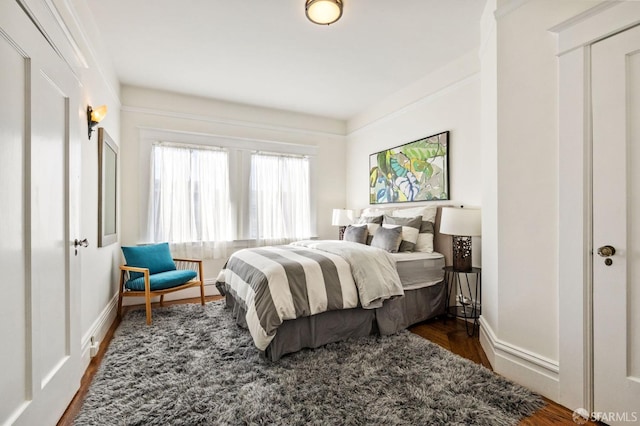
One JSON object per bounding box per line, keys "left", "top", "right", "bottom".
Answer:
{"left": 80, "top": 293, "right": 119, "bottom": 366}
{"left": 479, "top": 316, "right": 560, "bottom": 402}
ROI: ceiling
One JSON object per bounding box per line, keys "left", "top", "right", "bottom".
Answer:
{"left": 86, "top": 1, "right": 485, "bottom": 120}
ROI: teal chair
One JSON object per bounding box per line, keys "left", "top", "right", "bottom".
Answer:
{"left": 118, "top": 243, "right": 205, "bottom": 324}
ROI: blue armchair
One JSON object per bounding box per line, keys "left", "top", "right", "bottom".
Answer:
{"left": 118, "top": 243, "right": 205, "bottom": 324}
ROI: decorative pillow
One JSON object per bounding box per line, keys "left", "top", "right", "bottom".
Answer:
{"left": 121, "top": 242, "right": 177, "bottom": 280}
{"left": 370, "top": 225, "right": 403, "bottom": 253}
{"left": 356, "top": 215, "right": 383, "bottom": 244}
{"left": 393, "top": 206, "right": 437, "bottom": 253}
{"left": 343, "top": 225, "right": 368, "bottom": 245}
{"left": 383, "top": 215, "right": 422, "bottom": 252}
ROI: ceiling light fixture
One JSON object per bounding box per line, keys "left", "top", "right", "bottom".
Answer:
{"left": 305, "top": 0, "right": 343, "bottom": 25}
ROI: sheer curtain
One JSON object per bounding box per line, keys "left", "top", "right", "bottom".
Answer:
{"left": 250, "top": 153, "right": 311, "bottom": 246}
{"left": 148, "top": 143, "right": 231, "bottom": 259}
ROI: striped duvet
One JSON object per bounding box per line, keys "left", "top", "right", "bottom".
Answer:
{"left": 216, "top": 240, "right": 403, "bottom": 351}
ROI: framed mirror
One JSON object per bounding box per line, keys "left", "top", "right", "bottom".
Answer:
{"left": 98, "top": 127, "right": 118, "bottom": 247}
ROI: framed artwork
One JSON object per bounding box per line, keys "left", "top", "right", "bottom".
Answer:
{"left": 369, "top": 131, "right": 449, "bottom": 204}
{"left": 98, "top": 127, "right": 118, "bottom": 246}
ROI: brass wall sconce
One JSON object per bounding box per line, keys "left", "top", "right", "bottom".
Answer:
{"left": 87, "top": 105, "right": 107, "bottom": 139}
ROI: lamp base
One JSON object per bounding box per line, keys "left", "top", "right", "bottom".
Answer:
{"left": 338, "top": 226, "right": 346, "bottom": 240}
{"left": 452, "top": 235, "right": 472, "bottom": 271}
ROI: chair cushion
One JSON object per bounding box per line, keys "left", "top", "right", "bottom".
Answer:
{"left": 125, "top": 269, "right": 198, "bottom": 291}
{"left": 121, "top": 243, "right": 176, "bottom": 280}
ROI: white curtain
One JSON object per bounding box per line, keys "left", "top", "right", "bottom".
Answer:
{"left": 250, "top": 153, "right": 311, "bottom": 246}
{"left": 148, "top": 143, "right": 231, "bottom": 259}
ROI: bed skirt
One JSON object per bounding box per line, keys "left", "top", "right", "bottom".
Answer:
{"left": 224, "top": 280, "right": 447, "bottom": 361}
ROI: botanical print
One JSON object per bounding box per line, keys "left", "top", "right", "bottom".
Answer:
{"left": 369, "top": 131, "right": 449, "bottom": 204}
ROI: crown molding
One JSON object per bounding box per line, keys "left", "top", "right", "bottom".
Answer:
{"left": 346, "top": 72, "right": 480, "bottom": 137}
{"left": 123, "top": 105, "right": 347, "bottom": 138}
{"left": 494, "top": 0, "right": 533, "bottom": 20}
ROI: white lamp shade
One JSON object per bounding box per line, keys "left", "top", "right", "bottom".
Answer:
{"left": 439, "top": 207, "right": 481, "bottom": 236}
{"left": 332, "top": 209, "right": 354, "bottom": 226}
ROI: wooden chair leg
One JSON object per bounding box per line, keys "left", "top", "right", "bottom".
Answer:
{"left": 144, "top": 272, "right": 152, "bottom": 325}
{"left": 199, "top": 281, "right": 205, "bottom": 305}
{"left": 198, "top": 261, "right": 205, "bottom": 305}
{"left": 159, "top": 295, "right": 164, "bottom": 307}
{"left": 117, "top": 270, "right": 125, "bottom": 319}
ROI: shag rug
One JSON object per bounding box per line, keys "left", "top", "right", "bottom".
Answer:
{"left": 75, "top": 301, "right": 543, "bottom": 426}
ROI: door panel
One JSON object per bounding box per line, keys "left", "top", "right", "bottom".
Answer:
{"left": 592, "top": 24, "right": 640, "bottom": 423}
{"left": 0, "top": 23, "right": 29, "bottom": 425}
{"left": 33, "top": 72, "right": 69, "bottom": 387}
{"left": 0, "top": 2, "right": 82, "bottom": 425}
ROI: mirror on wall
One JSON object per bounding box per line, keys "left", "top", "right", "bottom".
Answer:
{"left": 98, "top": 127, "right": 118, "bottom": 247}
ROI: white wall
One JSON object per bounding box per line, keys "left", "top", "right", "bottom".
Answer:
{"left": 479, "top": 0, "right": 499, "bottom": 343}
{"left": 345, "top": 50, "right": 482, "bottom": 263}
{"left": 119, "top": 86, "right": 347, "bottom": 294}
{"left": 478, "top": 0, "right": 604, "bottom": 402}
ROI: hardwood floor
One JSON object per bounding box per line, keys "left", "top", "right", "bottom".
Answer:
{"left": 59, "top": 298, "right": 595, "bottom": 425}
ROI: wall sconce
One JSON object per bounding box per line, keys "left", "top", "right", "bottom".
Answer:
{"left": 306, "top": 0, "right": 343, "bottom": 25}
{"left": 87, "top": 105, "right": 107, "bottom": 139}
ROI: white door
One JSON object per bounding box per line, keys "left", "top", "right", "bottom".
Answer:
{"left": 592, "top": 25, "right": 640, "bottom": 425}
{"left": 0, "top": 2, "right": 82, "bottom": 425}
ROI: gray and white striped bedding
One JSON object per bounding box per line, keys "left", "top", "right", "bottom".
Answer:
{"left": 216, "top": 241, "right": 403, "bottom": 351}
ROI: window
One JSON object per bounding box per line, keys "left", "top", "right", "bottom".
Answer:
{"left": 148, "top": 143, "right": 231, "bottom": 258}
{"left": 249, "top": 153, "right": 311, "bottom": 245}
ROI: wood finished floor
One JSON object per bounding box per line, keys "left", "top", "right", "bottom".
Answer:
{"left": 59, "top": 296, "right": 596, "bottom": 426}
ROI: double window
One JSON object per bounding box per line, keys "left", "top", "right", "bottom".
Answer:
{"left": 147, "top": 142, "right": 312, "bottom": 258}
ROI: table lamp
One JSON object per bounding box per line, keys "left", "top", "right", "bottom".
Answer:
{"left": 332, "top": 209, "right": 355, "bottom": 240}
{"left": 439, "top": 207, "right": 481, "bottom": 271}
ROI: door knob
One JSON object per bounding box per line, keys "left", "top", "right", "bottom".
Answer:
{"left": 597, "top": 245, "right": 616, "bottom": 257}
{"left": 74, "top": 238, "right": 89, "bottom": 248}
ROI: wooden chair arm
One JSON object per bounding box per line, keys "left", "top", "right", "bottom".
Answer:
{"left": 120, "top": 265, "right": 149, "bottom": 274}
{"left": 172, "top": 258, "right": 202, "bottom": 264}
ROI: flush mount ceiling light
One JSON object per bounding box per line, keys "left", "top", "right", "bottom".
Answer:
{"left": 305, "top": 0, "right": 343, "bottom": 25}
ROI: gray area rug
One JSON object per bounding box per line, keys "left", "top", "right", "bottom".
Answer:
{"left": 75, "top": 301, "right": 543, "bottom": 425}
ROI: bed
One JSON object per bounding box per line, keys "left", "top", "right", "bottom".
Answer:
{"left": 216, "top": 206, "right": 450, "bottom": 361}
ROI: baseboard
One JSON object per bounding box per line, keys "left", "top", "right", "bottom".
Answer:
{"left": 80, "top": 293, "right": 119, "bottom": 366}
{"left": 479, "top": 316, "right": 560, "bottom": 401}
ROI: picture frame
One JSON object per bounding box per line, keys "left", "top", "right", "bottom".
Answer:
{"left": 98, "top": 127, "right": 118, "bottom": 247}
{"left": 369, "top": 131, "right": 449, "bottom": 204}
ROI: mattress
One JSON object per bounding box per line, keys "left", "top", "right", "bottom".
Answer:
{"left": 392, "top": 251, "right": 445, "bottom": 290}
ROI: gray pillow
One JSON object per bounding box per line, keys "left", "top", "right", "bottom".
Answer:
{"left": 370, "top": 225, "right": 402, "bottom": 253}
{"left": 383, "top": 215, "right": 422, "bottom": 252}
{"left": 343, "top": 225, "right": 368, "bottom": 244}
{"left": 356, "top": 215, "right": 383, "bottom": 244}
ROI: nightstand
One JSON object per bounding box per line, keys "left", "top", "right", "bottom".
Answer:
{"left": 444, "top": 266, "right": 481, "bottom": 336}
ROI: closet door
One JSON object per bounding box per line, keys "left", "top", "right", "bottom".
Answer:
{"left": 0, "top": 2, "right": 82, "bottom": 425}
{"left": 592, "top": 24, "right": 640, "bottom": 424}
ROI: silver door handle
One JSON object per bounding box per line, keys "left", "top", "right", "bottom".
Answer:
{"left": 74, "top": 238, "right": 89, "bottom": 248}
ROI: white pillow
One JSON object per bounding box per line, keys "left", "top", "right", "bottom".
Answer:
{"left": 392, "top": 206, "right": 437, "bottom": 222}
{"left": 361, "top": 207, "right": 392, "bottom": 217}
